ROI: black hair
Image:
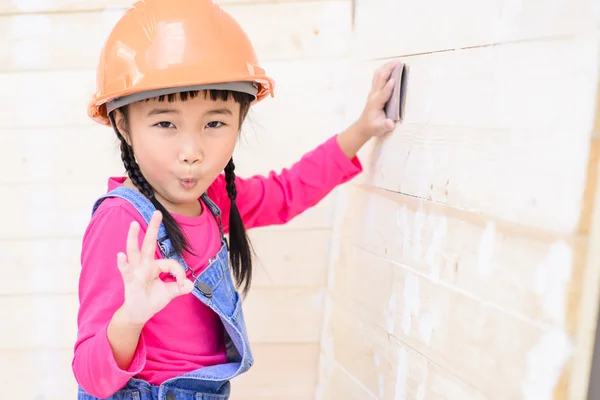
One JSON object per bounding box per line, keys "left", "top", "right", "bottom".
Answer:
{"left": 108, "top": 89, "right": 255, "bottom": 295}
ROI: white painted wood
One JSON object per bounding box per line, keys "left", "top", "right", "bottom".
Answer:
{"left": 344, "top": 35, "right": 597, "bottom": 234}
{"left": 0, "top": 58, "right": 350, "bottom": 128}
{"left": 0, "top": 1, "right": 351, "bottom": 71}
{"left": 0, "top": 0, "right": 343, "bottom": 14}
{"left": 318, "top": 1, "right": 600, "bottom": 398}
{"left": 351, "top": 0, "right": 598, "bottom": 60}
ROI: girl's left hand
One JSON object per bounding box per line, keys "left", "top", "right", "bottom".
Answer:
{"left": 355, "top": 60, "right": 399, "bottom": 139}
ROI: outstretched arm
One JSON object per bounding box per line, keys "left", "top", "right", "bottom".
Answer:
{"left": 208, "top": 133, "right": 363, "bottom": 231}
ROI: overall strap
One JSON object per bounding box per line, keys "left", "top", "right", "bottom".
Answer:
{"left": 91, "top": 186, "right": 190, "bottom": 271}
{"left": 200, "top": 192, "right": 227, "bottom": 244}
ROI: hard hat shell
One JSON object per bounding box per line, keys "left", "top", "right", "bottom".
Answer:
{"left": 88, "top": 0, "right": 275, "bottom": 126}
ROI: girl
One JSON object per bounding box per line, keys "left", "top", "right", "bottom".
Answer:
{"left": 72, "top": 0, "right": 398, "bottom": 399}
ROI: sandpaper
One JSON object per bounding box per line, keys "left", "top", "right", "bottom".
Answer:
{"left": 384, "top": 62, "right": 407, "bottom": 121}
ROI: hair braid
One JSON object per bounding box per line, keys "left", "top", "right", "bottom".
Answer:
{"left": 224, "top": 158, "right": 253, "bottom": 295}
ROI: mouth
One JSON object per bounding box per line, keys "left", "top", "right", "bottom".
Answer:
{"left": 179, "top": 178, "right": 198, "bottom": 190}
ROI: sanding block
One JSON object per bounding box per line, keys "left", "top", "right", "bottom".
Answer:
{"left": 384, "top": 62, "right": 407, "bottom": 121}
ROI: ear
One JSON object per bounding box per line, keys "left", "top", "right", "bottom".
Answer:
{"left": 112, "top": 109, "right": 132, "bottom": 146}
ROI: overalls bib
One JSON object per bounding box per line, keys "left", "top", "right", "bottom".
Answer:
{"left": 77, "top": 186, "right": 253, "bottom": 400}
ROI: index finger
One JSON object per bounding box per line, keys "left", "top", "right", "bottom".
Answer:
{"left": 141, "top": 210, "right": 162, "bottom": 259}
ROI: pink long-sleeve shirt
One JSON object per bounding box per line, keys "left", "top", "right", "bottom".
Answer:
{"left": 72, "top": 135, "right": 362, "bottom": 398}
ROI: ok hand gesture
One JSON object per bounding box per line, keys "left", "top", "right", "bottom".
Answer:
{"left": 117, "top": 211, "right": 194, "bottom": 326}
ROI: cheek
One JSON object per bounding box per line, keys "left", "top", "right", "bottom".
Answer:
{"left": 204, "top": 131, "right": 238, "bottom": 167}
{"left": 131, "top": 131, "right": 174, "bottom": 173}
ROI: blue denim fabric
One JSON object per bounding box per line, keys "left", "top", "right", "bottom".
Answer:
{"left": 78, "top": 187, "right": 253, "bottom": 399}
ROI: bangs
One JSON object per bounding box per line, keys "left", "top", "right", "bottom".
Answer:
{"left": 149, "top": 89, "right": 249, "bottom": 104}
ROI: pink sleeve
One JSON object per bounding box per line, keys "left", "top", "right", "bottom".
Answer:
{"left": 72, "top": 204, "right": 147, "bottom": 398}
{"left": 207, "top": 134, "right": 363, "bottom": 230}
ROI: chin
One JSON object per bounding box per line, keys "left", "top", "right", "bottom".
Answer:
{"left": 174, "top": 190, "right": 203, "bottom": 203}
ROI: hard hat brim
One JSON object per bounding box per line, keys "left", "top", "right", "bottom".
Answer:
{"left": 105, "top": 81, "right": 260, "bottom": 115}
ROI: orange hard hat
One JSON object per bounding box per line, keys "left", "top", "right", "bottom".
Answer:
{"left": 88, "top": 0, "right": 275, "bottom": 126}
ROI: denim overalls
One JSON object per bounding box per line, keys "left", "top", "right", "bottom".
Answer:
{"left": 77, "top": 186, "right": 253, "bottom": 400}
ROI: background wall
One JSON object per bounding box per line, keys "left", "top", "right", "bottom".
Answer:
{"left": 0, "top": 0, "right": 353, "bottom": 398}
{"left": 316, "top": 0, "right": 600, "bottom": 399}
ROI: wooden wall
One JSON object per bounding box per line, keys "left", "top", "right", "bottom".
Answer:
{"left": 0, "top": 1, "right": 352, "bottom": 398}
{"left": 316, "top": 0, "right": 600, "bottom": 399}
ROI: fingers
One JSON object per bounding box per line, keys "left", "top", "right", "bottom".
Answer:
{"left": 126, "top": 220, "right": 141, "bottom": 266}
{"left": 372, "top": 60, "right": 399, "bottom": 93}
{"left": 373, "top": 77, "right": 396, "bottom": 108}
{"left": 155, "top": 259, "right": 188, "bottom": 285}
{"left": 155, "top": 259, "right": 194, "bottom": 297}
{"left": 141, "top": 211, "right": 162, "bottom": 260}
{"left": 164, "top": 280, "right": 194, "bottom": 299}
{"left": 117, "top": 251, "right": 129, "bottom": 276}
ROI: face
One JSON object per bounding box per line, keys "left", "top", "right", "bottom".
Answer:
{"left": 115, "top": 91, "right": 241, "bottom": 217}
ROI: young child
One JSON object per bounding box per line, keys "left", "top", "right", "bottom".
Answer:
{"left": 72, "top": 0, "right": 398, "bottom": 399}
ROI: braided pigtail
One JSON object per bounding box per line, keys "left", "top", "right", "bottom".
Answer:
{"left": 224, "top": 158, "right": 253, "bottom": 295}
{"left": 109, "top": 112, "right": 192, "bottom": 256}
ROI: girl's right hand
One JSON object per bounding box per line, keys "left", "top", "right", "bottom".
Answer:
{"left": 116, "top": 210, "right": 194, "bottom": 326}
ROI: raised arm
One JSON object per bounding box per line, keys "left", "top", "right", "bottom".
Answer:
{"left": 207, "top": 133, "right": 363, "bottom": 230}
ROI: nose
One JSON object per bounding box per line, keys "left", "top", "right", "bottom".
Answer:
{"left": 179, "top": 131, "right": 203, "bottom": 165}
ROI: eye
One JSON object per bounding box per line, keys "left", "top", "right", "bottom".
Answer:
{"left": 206, "top": 121, "right": 225, "bottom": 129}
{"left": 154, "top": 121, "right": 175, "bottom": 129}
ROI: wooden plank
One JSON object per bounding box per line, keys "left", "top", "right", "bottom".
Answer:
{"left": 324, "top": 241, "right": 574, "bottom": 399}
{"left": 250, "top": 228, "right": 331, "bottom": 287}
{"left": 0, "top": 286, "right": 324, "bottom": 348}
{"left": 231, "top": 343, "right": 319, "bottom": 399}
{"left": 244, "top": 286, "right": 325, "bottom": 344}
{"left": 352, "top": 0, "right": 597, "bottom": 60}
{"left": 0, "top": 238, "right": 82, "bottom": 296}
{"left": 0, "top": 1, "right": 351, "bottom": 71}
{"left": 0, "top": 125, "right": 122, "bottom": 184}
{"left": 345, "top": 36, "right": 597, "bottom": 131}
{"left": 0, "top": 294, "right": 77, "bottom": 350}
{"left": 345, "top": 35, "right": 597, "bottom": 234}
{"left": 0, "top": 59, "right": 350, "bottom": 128}
{"left": 0, "top": 182, "right": 107, "bottom": 240}
{"left": 0, "top": 0, "right": 133, "bottom": 13}
{"left": 0, "top": 229, "right": 332, "bottom": 296}
{"left": 336, "top": 184, "right": 584, "bottom": 331}
{"left": 0, "top": 0, "right": 342, "bottom": 14}
{"left": 0, "top": 343, "right": 317, "bottom": 400}
{"left": 0, "top": 348, "right": 77, "bottom": 400}
{"left": 316, "top": 358, "right": 379, "bottom": 400}
{"left": 321, "top": 302, "right": 491, "bottom": 400}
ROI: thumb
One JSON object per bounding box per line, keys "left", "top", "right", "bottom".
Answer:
{"left": 164, "top": 279, "right": 194, "bottom": 299}
{"left": 377, "top": 117, "right": 395, "bottom": 133}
